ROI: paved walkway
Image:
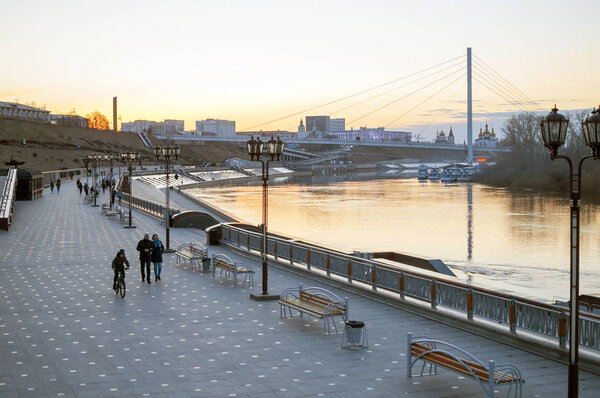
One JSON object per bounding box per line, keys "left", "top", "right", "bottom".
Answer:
{"left": 1, "top": 182, "right": 599, "bottom": 397}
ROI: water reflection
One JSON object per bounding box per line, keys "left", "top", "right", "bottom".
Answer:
{"left": 186, "top": 173, "right": 600, "bottom": 301}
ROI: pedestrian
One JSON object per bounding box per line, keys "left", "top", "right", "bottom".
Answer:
{"left": 102, "top": 180, "right": 106, "bottom": 194}
{"left": 136, "top": 233, "right": 154, "bottom": 284}
{"left": 56, "top": 179, "right": 61, "bottom": 194}
{"left": 151, "top": 234, "right": 164, "bottom": 282}
{"left": 50, "top": 180, "right": 54, "bottom": 193}
{"left": 76, "top": 178, "right": 83, "bottom": 195}
{"left": 111, "top": 249, "right": 130, "bottom": 290}
{"left": 84, "top": 182, "right": 89, "bottom": 196}
{"left": 111, "top": 188, "right": 117, "bottom": 208}
{"left": 117, "top": 190, "right": 122, "bottom": 204}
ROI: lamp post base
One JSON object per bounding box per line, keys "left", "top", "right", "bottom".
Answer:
{"left": 91, "top": 204, "right": 99, "bottom": 207}
{"left": 164, "top": 249, "right": 176, "bottom": 254}
{"left": 250, "top": 293, "right": 280, "bottom": 301}
{"left": 124, "top": 225, "right": 136, "bottom": 229}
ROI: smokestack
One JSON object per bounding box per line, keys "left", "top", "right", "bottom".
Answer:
{"left": 113, "top": 96, "right": 117, "bottom": 133}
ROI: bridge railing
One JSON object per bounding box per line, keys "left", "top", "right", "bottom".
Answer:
{"left": 121, "top": 192, "right": 180, "bottom": 220}
{"left": 219, "top": 223, "right": 600, "bottom": 352}
{"left": 0, "top": 167, "right": 18, "bottom": 230}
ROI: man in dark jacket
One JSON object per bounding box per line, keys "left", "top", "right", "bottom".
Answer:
{"left": 136, "top": 233, "right": 154, "bottom": 283}
{"left": 112, "top": 249, "right": 130, "bottom": 290}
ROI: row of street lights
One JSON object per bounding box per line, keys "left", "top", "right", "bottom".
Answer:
{"left": 540, "top": 105, "right": 600, "bottom": 398}
{"left": 154, "top": 145, "right": 180, "bottom": 252}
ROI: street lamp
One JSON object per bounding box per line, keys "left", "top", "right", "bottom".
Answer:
{"left": 82, "top": 156, "right": 91, "bottom": 186}
{"left": 104, "top": 153, "right": 116, "bottom": 185}
{"left": 89, "top": 154, "right": 100, "bottom": 207}
{"left": 121, "top": 151, "right": 140, "bottom": 229}
{"left": 154, "top": 145, "right": 180, "bottom": 252}
{"left": 247, "top": 135, "right": 285, "bottom": 301}
{"left": 540, "top": 105, "right": 600, "bottom": 398}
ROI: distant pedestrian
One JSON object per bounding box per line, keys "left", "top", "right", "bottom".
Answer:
{"left": 136, "top": 233, "right": 153, "bottom": 284}
{"left": 76, "top": 178, "right": 83, "bottom": 195}
{"left": 50, "top": 181, "right": 54, "bottom": 193}
{"left": 117, "top": 190, "right": 122, "bottom": 204}
{"left": 84, "top": 182, "right": 89, "bottom": 196}
{"left": 56, "top": 179, "right": 61, "bottom": 194}
{"left": 151, "top": 234, "right": 164, "bottom": 282}
{"left": 102, "top": 180, "right": 106, "bottom": 194}
{"left": 110, "top": 188, "right": 117, "bottom": 208}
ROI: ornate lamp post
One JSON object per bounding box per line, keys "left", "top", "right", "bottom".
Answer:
{"left": 540, "top": 105, "right": 600, "bottom": 398}
{"left": 153, "top": 145, "right": 180, "bottom": 252}
{"left": 82, "top": 156, "right": 91, "bottom": 185}
{"left": 121, "top": 151, "right": 140, "bottom": 229}
{"left": 89, "top": 154, "right": 100, "bottom": 207}
{"left": 247, "top": 136, "right": 285, "bottom": 300}
{"left": 104, "top": 153, "right": 116, "bottom": 185}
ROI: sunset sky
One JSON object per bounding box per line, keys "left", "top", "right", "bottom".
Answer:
{"left": 1, "top": 0, "right": 598, "bottom": 141}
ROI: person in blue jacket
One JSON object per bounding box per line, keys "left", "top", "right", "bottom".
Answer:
{"left": 151, "top": 234, "right": 164, "bottom": 281}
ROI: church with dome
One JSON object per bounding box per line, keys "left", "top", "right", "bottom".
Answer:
{"left": 474, "top": 124, "right": 498, "bottom": 147}
{"left": 434, "top": 126, "right": 455, "bottom": 144}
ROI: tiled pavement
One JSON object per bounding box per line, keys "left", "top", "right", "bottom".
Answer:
{"left": 1, "top": 182, "right": 599, "bottom": 397}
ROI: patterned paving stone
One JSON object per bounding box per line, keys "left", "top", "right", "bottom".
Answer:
{"left": 0, "top": 181, "right": 599, "bottom": 397}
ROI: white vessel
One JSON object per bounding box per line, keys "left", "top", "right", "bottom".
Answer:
{"left": 428, "top": 167, "right": 441, "bottom": 181}
{"left": 417, "top": 164, "right": 429, "bottom": 180}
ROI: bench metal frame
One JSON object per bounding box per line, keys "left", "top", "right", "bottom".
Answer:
{"left": 175, "top": 242, "right": 207, "bottom": 271}
{"left": 407, "top": 333, "right": 523, "bottom": 398}
{"left": 211, "top": 253, "right": 254, "bottom": 287}
{"left": 279, "top": 283, "right": 348, "bottom": 334}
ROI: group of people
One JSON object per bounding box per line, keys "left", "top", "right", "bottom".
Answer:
{"left": 112, "top": 233, "right": 165, "bottom": 291}
{"left": 49, "top": 179, "right": 61, "bottom": 193}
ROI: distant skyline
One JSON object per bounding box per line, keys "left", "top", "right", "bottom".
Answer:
{"left": 1, "top": 0, "right": 598, "bottom": 142}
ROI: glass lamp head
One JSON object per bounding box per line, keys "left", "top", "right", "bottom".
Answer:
{"left": 540, "top": 105, "right": 569, "bottom": 158}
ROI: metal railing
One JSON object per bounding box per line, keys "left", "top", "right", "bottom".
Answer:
{"left": 0, "top": 167, "right": 18, "bottom": 230}
{"left": 121, "top": 192, "right": 180, "bottom": 220}
{"left": 219, "top": 223, "right": 600, "bottom": 352}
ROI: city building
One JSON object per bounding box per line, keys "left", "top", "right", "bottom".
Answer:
{"left": 0, "top": 101, "right": 50, "bottom": 124}
{"left": 474, "top": 124, "right": 498, "bottom": 147}
{"left": 447, "top": 126, "right": 455, "bottom": 144}
{"left": 434, "top": 127, "right": 455, "bottom": 144}
{"left": 196, "top": 119, "right": 236, "bottom": 136}
{"left": 50, "top": 114, "right": 89, "bottom": 128}
{"left": 306, "top": 116, "right": 330, "bottom": 133}
{"left": 121, "top": 120, "right": 165, "bottom": 134}
{"left": 330, "top": 118, "right": 345, "bottom": 132}
{"left": 163, "top": 119, "right": 184, "bottom": 135}
{"left": 323, "top": 127, "right": 411, "bottom": 142}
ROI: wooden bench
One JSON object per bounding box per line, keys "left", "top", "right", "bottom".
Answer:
{"left": 119, "top": 209, "right": 131, "bottom": 224}
{"left": 211, "top": 254, "right": 254, "bottom": 287}
{"left": 279, "top": 284, "right": 348, "bottom": 334}
{"left": 175, "top": 242, "right": 207, "bottom": 271}
{"left": 407, "top": 333, "right": 524, "bottom": 398}
{"left": 101, "top": 202, "right": 110, "bottom": 214}
{"left": 105, "top": 205, "right": 121, "bottom": 218}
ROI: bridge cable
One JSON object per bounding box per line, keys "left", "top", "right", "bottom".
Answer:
{"left": 419, "top": 79, "right": 467, "bottom": 135}
{"left": 473, "top": 65, "right": 537, "bottom": 113}
{"left": 385, "top": 73, "right": 466, "bottom": 128}
{"left": 347, "top": 67, "right": 465, "bottom": 125}
{"left": 473, "top": 54, "right": 539, "bottom": 110}
{"left": 472, "top": 76, "right": 535, "bottom": 115}
{"left": 241, "top": 54, "right": 465, "bottom": 131}
{"left": 329, "top": 60, "right": 466, "bottom": 116}
{"left": 473, "top": 68, "right": 537, "bottom": 113}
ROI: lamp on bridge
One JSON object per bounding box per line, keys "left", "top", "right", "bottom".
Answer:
{"left": 121, "top": 151, "right": 140, "bottom": 229}
{"left": 153, "top": 145, "right": 180, "bottom": 252}
{"left": 540, "top": 105, "right": 600, "bottom": 398}
{"left": 246, "top": 136, "right": 284, "bottom": 301}
{"left": 82, "top": 156, "right": 91, "bottom": 186}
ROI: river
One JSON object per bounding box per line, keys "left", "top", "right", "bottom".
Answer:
{"left": 185, "top": 171, "right": 600, "bottom": 302}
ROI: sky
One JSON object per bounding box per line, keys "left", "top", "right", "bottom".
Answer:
{"left": 1, "top": 0, "right": 598, "bottom": 142}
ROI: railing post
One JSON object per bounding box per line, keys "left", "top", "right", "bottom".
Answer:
{"left": 237, "top": 230, "right": 240, "bottom": 247}
{"left": 211, "top": 253, "right": 215, "bottom": 278}
{"left": 371, "top": 264, "right": 377, "bottom": 291}
{"left": 289, "top": 243, "right": 294, "bottom": 265}
{"left": 347, "top": 261, "right": 352, "bottom": 283}
{"left": 467, "top": 288, "right": 474, "bottom": 321}
{"left": 306, "top": 249, "right": 311, "bottom": 270}
{"left": 326, "top": 254, "right": 331, "bottom": 277}
{"left": 430, "top": 280, "right": 437, "bottom": 309}
{"left": 559, "top": 311, "right": 568, "bottom": 350}
{"left": 399, "top": 272, "right": 405, "bottom": 300}
{"left": 246, "top": 233, "right": 250, "bottom": 251}
{"left": 509, "top": 298, "right": 517, "bottom": 334}
{"left": 274, "top": 241, "right": 278, "bottom": 260}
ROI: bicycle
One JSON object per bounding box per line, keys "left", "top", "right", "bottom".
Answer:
{"left": 114, "top": 268, "right": 129, "bottom": 298}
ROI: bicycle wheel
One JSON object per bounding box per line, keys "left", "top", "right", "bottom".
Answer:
{"left": 119, "top": 279, "right": 126, "bottom": 298}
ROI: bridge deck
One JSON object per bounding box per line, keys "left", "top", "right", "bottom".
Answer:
{"left": 0, "top": 182, "right": 598, "bottom": 397}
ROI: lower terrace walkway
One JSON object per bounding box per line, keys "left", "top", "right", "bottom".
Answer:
{"left": 1, "top": 181, "right": 599, "bottom": 397}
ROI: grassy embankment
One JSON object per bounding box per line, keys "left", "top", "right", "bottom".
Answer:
{"left": 0, "top": 119, "right": 246, "bottom": 171}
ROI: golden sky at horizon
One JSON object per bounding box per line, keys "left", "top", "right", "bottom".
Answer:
{"left": 1, "top": 0, "right": 598, "bottom": 140}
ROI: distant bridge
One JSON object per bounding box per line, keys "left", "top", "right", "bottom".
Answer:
{"left": 155, "top": 134, "right": 511, "bottom": 153}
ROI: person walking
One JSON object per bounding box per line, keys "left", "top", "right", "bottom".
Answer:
{"left": 50, "top": 181, "right": 54, "bottom": 193}
{"left": 84, "top": 182, "right": 89, "bottom": 196}
{"left": 136, "top": 233, "right": 153, "bottom": 284}
{"left": 102, "top": 180, "right": 106, "bottom": 194}
{"left": 151, "top": 234, "right": 164, "bottom": 282}
{"left": 111, "top": 188, "right": 117, "bottom": 209}
{"left": 77, "top": 179, "right": 83, "bottom": 195}
{"left": 111, "top": 249, "right": 130, "bottom": 290}
{"left": 56, "top": 179, "right": 61, "bottom": 194}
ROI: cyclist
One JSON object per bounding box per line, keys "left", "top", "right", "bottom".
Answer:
{"left": 112, "top": 249, "right": 131, "bottom": 290}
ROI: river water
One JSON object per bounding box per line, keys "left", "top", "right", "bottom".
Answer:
{"left": 186, "top": 171, "right": 600, "bottom": 302}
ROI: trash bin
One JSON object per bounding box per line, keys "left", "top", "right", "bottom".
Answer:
{"left": 345, "top": 320, "right": 365, "bottom": 345}
{"left": 202, "top": 257, "right": 211, "bottom": 271}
